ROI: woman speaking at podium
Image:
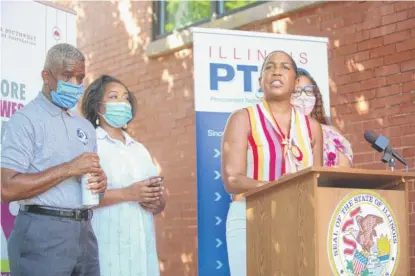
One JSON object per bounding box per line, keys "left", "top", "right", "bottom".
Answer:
{"left": 221, "top": 51, "right": 323, "bottom": 276}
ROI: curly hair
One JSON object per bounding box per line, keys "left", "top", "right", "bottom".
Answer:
{"left": 43, "top": 43, "right": 85, "bottom": 70}
{"left": 81, "top": 75, "right": 136, "bottom": 128}
{"left": 296, "top": 68, "right": 328, "bottom": 125}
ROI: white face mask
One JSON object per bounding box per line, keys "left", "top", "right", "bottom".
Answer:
{"left": 291, "top": 94, "right": 316, "bottom": 115}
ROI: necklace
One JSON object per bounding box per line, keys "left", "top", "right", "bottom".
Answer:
{"left": 274, "top": 115, "right": 291, "bottom": 146}
{"left": 261, "top": 100, "right": 304, "bottom": 163}
{"left": 262, "top": 100, "right": 292, "bottom": 146}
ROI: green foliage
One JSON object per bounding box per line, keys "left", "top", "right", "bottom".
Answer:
{"left": 165, "top": 1, "right": 211, "bottom": 32}
{"left": 163, "top": 0, "right": 258, "bottom": 33}
{"left": 224, "top": 0, "right": 257, "bottom": 11}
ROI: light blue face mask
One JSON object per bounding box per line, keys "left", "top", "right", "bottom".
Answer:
{"left": 50, "top": 80, "right": 84, "bottom": 109}
{"left": 103, "top": 102, "right": 133, "bottom": 128}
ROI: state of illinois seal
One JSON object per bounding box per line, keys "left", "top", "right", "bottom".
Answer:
{"left": 328, "top": 190, "right": 399, "bottom": 276}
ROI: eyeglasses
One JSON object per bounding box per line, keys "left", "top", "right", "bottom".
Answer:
{"left": 292, "top": 85, "right": 315, "bottom": 98}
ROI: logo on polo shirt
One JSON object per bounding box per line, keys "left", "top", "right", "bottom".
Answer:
{"left": 77, "top": 128, "right": 88, "bottom": 145}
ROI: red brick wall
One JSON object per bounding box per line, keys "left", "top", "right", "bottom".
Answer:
{"left": 71, "top": 1, "right": 414, "bottom": 275}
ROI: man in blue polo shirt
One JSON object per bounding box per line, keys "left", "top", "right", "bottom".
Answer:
{"left": 1, "top": 43, "right": 107, "bottom": 276}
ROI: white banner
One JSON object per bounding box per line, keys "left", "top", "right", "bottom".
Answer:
{"left": 0, "top": 1, "right": 76, "bottom": 274}
{"left": 192, "top": 27, "right": 329, "bottom": 276}
{"left": 193, "top": 27, "right": 330, "bottom": 115}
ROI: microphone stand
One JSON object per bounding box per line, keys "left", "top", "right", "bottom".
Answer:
{"left": 381, "top": 148, "right": 408, "bottom": 172}
{"left": 389, "top": 158, "right": 395, "bottom": 171}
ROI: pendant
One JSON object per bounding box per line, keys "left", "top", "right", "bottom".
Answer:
{"left": 291, "top": 146, "right": 300, "bottom": 158}
{"left": 282, "top": 138, "right": 289, "bottom": 145}
{"left": 290, "top": 145, "right": 303, "bottom": 162}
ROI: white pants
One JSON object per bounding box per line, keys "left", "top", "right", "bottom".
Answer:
{"left": 226, "top": 199, "right": 246, "bottom": 276}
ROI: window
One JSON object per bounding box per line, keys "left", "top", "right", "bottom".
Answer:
{"left": 153, "top": 0, "right": 262, "bottom": 40}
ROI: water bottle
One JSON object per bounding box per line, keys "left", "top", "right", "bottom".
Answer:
{"left": 81, "top": 145, "right": 100, "bottom": 207}
{"left": 81, "top": 173, "right": 100, "bottom": 207}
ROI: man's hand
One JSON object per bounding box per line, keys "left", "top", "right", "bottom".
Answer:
{"left": 85, "top": 170, "right": 108, "bottom": 194}
{"left": 67, "top": 153, "right": 101, "bottom": 176}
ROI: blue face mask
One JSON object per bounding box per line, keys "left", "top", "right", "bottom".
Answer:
{"left": 103, "top": 102, "right": 133, "bottom": 128}
{"left": 50, "top": 80, "right": 84, "bottom": 109}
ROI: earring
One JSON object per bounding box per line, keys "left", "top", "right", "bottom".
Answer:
{"left": 96, "top": 118, "right": 99, "bottom": 126}
{"left": 255, "top": 88, "right": 264, "bottom": 99}
{"left": 123, "top": 124, "right": 127, "bottom": 130}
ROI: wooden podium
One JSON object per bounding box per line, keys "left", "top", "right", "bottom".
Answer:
{"left": 237, "top": 167, "right": 415, "bottom": 276}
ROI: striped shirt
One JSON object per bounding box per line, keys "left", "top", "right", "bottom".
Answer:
{"left": 245, "top": 99, "right": 313, "bottom": 182}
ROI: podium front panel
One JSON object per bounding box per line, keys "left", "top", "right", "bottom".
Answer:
{"left": 244, "top": 168, "right": 412, "bottom": 276}
{"left": 317, "top": 188, "right": 408, "bottom": 276}
{"left": 246, "top": 173, "right": 317, "bottom": 276}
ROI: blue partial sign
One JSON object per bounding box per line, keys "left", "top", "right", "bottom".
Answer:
{"left": 196, "top": 111, "right": 232, "bottom": 276}
{"left": 210, "top": 63, "right": 259, "bottom": 92}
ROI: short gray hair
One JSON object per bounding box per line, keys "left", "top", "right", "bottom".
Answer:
{"left": 43, "top": 43, "right": 85, "bottom": 70}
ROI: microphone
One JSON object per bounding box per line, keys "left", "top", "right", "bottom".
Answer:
{"left": 363, "top": 130, "right": 407, "bottom": 168}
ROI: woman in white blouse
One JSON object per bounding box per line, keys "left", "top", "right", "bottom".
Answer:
{"left": 81, "top": 75, "right": 165, "bottom": 276}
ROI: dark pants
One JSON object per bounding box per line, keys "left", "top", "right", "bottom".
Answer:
{"left": 8, "top": 211, "right": 100, "bottom": 276}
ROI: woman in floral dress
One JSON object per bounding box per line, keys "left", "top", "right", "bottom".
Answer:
{"left": 291, "top": 68, "right": 353, "bottom": 167}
